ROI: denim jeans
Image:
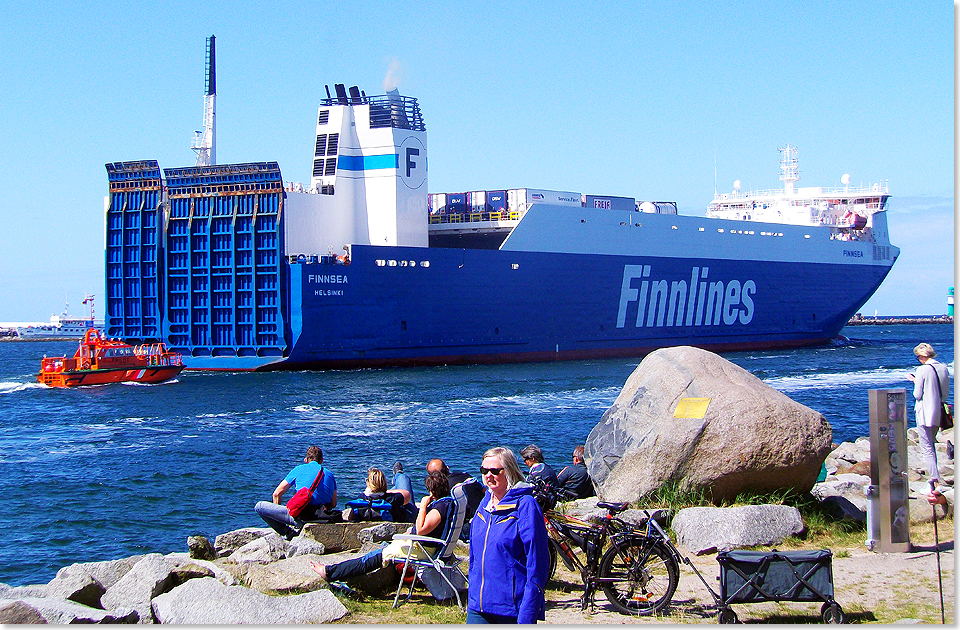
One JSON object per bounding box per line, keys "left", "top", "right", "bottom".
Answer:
{"left": 466, "top": 609, "right": 518, "bottom": 624}
{"left": 325, "top": 549, "right": 385, "bottom": 582}
{"left": 254, "top": 501, "right": 300, "bottom": 539}
{"left": 392, "top": 472, "right": 416, "bottom": 502}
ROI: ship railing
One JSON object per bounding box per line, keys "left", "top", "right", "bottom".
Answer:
{"left": 428, "top": 208, "right": 525, "bottom": 225}
{"left": 715, "top": 182, "right": 889, "bottom": 201}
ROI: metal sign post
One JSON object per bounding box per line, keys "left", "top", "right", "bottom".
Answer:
{"left": 867, "top": 388, "right": 910, "bottom": 552}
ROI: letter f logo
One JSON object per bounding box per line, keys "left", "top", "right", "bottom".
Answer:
{"left": 406, "top": 147, "right": 420, "bottom": 177}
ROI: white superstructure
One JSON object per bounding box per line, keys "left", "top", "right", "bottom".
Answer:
{"left": 707, "top": 145, "right": 889, "bottom": 240}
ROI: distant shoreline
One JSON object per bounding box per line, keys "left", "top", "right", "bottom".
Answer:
{"left": 846, "top": 315, "right": 954, "bottom": 326}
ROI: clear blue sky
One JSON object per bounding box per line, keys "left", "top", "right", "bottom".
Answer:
{"left": 0, "top": 1, "right": 953, "bottom": 321}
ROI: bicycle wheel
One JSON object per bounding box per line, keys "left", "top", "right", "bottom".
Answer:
{"left": 598, "top": 537, "right": 678, "bottom": 615}
{"left": 547, "top": 539, "right": 559, "bottom": 579}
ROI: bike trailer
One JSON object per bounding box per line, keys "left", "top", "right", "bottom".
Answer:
{"left": 716, "top": 549, "right": 844, "bottom": 623}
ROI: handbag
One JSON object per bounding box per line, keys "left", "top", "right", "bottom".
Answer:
{"left": 286, "top": 466, "right": 325, "bottom": 518}
{"left": 931, "top": 363, "right": 953, "bottom": 430}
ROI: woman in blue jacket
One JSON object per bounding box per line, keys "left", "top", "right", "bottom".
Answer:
{"left": 467, "top": 446, "right": 550, "bottom": 624}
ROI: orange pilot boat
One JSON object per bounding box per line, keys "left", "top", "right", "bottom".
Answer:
{"left": 38, "top": 329, "right": 184, "bottom": 387}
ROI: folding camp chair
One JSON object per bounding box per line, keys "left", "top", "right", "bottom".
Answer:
{"left": 391, "top": 482, "right": 469, "bottom": 610}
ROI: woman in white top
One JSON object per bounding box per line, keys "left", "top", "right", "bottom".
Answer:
{"left": 907, "top": 342, "right": 951, "bottom": 489}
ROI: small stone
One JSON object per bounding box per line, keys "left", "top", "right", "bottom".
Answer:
{"left": 188, "top": 535, "right": 217, "bottom": 561}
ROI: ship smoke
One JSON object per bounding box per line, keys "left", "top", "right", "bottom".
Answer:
{"left": 382, "top": 58, "right": 403, "bottom": 92}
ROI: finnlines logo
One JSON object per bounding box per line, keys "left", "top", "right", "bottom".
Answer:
{"left": 616, "top": 265, "right": 756, "bottom": 328}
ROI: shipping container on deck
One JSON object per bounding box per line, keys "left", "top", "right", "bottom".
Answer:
{"left": 105, "top": 160, "right": 164, "bottom": 342}
{"left": 487, "top": 190, "right": 507, "bottom": 218}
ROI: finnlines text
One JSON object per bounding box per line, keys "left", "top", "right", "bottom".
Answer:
{"left": 616, "top": 265, "right": 756, "bottom": 328}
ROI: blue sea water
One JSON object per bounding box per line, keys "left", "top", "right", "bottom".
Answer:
{"left": 0, "top": 323, "right": 953, "bottom": 586}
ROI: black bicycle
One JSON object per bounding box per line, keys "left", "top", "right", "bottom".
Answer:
{"left": 531, "top": 480, "right": 680, "bottom": 615}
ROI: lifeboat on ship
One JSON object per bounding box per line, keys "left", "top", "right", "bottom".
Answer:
{"left": 37, "top": 329, "right": 183, "bottom": 388}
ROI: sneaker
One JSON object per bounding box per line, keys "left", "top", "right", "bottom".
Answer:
{"left": 330, "top": 581, "right": 364, "bottom": 601}
{"left": 393, "top": 461, "right": 404, "bottom": 475}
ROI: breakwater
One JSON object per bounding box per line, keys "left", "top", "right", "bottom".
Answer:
{"left": 847, "top": 314, "right": 953, "bottom": 325}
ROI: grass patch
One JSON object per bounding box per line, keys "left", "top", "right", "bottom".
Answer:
{"left": 332, "top": 592, "right": 466, "bottom": 624}
{"left": 637, "top": 481, "right": 872, "bottom": 549}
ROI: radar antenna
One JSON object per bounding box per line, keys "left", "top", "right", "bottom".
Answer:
{"left": 778, "top": 144, "right": 799, "bottom": 194}
{"left": 191, "top": 35, "right": 217, "bottom": 166}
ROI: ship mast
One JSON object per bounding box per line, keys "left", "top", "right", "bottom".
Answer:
{"left": 191, "top": 35, "right": 217, "bottom": 166}
{"left": 778, "top": 144, "right": 799, "bottom": 195}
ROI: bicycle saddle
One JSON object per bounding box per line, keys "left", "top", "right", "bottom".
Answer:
{"left": 597, "top": 501, "right": 629, "bottom": 513}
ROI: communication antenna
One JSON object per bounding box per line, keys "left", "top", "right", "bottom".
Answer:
{"left": 191, "top": 35, "right": 217, "bottom": 166}
{"left": 841, "top": 173, "right": 850, "bottom": 191}
{"left": 778, "top": 144, "right": 799, "bottom": 194}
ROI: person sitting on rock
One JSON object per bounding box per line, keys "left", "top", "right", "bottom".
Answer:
{"left": 310, "top": 471, "right": 453, "bottom": 583}
{"left": 520, "top": 444, "right": 559, "bottom": 488}
{"left": 343, "top": 467, "right": 416, "bottom": 523}
{"left": 254, "top": 445, "right": 337, "bottom": 540}
{"left": 556, "top": 445, "right": 595, "bottom": 499}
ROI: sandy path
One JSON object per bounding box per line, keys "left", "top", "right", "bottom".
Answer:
{"left": 543, "top": 542, "right": 954, "bottom": 624}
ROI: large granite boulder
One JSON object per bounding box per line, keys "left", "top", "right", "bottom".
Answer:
{"left": 242, "top": 554, "right": 327, "bottom": 595}
{"left": 44, "top": 568, "right": 106, "bottom": 608}
{"left": 215, "top": 527, "right": 273, "bottom": 558}
{"left": 150, "top": 577, "right": 347, "bottom": 624}
{"left": 301, "top": 521, "right": 409, "bottom": 553}
{"left": 100, "top": 553, "right": 214, "bottom": 623}
{"left": 52, "top": 556, "right": 145, "bottom": 592}
{"left": 672, "top": 505, "right": 805, "bottom": 555}
{"left": 585, "top": 346, "right": 833, "bottom": 503}
{"left": 0, "top": 597, "right": 139, "bottom": 624}
{"left": 225, "top": 533, "right": 290, "bottom": 565}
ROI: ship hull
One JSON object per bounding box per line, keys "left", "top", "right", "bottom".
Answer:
{"left": 176, "top": 232, "right": 892, "bottom": 371}
{"left": 38, "top": 366, "right": 183, "bottom": 387}
{"left": 269, "top": 244, "right": 888, "bottom": 370}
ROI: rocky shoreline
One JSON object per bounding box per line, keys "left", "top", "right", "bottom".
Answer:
{"left": 1, "top": 426, "right": 952, "bottom": 624}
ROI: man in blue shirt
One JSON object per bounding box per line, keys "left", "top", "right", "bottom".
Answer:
{"left": 255, "top": 446, "right": 337, "bottom": 539}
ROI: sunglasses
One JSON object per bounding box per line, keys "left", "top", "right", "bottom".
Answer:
{"left": 480, "top": 466, "right": 505, "bottom": 476}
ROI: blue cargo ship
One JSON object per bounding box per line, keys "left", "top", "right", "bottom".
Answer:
{"left": 103, "top": 43, "right": 897, "bottom": 371}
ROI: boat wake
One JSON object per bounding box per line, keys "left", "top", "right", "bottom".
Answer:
{"left": 764, "top": 366, "right": 911, "bottom": 393}
{"left": 0, "top": 381, "right": 45, "bottom": 395}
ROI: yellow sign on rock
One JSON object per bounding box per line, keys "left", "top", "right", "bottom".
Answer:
{"left": 673, "top": 397, "right": 711, "bottom": 419}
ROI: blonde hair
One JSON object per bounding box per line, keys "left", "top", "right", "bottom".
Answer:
{"left": 482, "top": 446, "right": 525, "bottom": 487}
{"left": 366, "top": 467, "right": 387, "bottom": 493}
{"left": 914, "top": 343, "right": 936, "bottom": 359}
